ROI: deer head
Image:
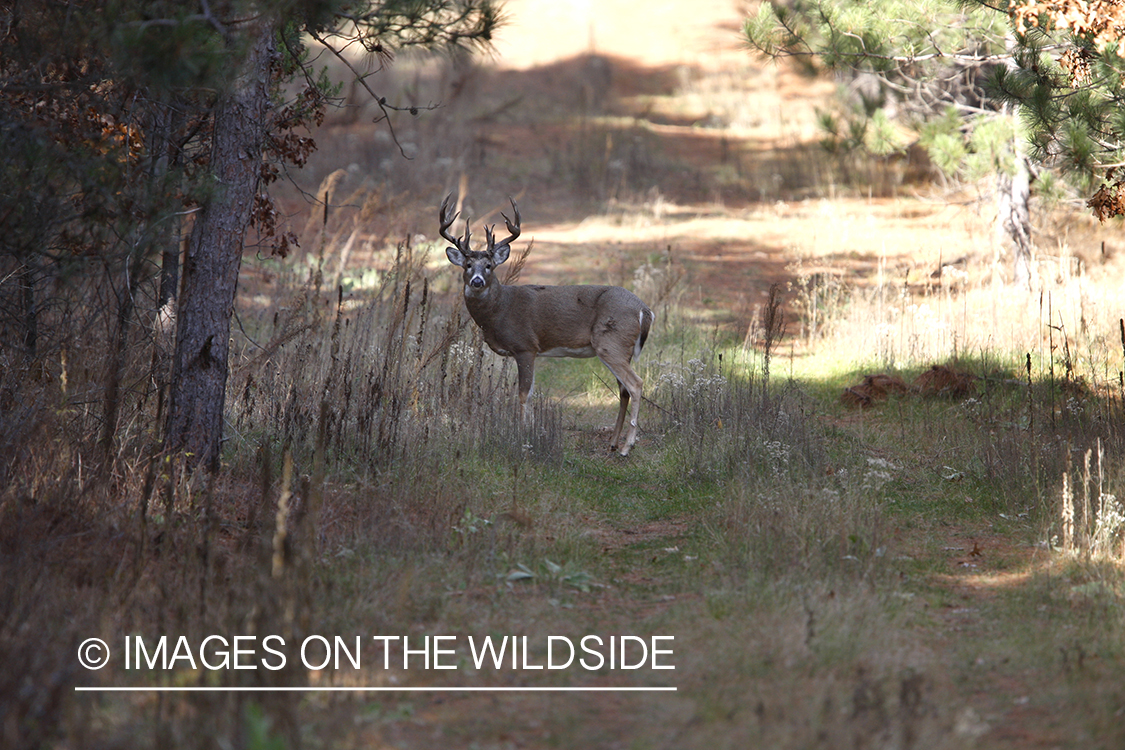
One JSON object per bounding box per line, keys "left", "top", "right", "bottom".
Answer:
{"left": 440, "top": 194, "right": 521, "bottom": 294}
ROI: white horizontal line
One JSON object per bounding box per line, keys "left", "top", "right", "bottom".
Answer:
{"left": 75, "top": 686, "right": 677, "bottom": 693}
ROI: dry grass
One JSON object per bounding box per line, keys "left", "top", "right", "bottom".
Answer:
{"left": 6, "top": 188, "right": 1125, "bottom": 749}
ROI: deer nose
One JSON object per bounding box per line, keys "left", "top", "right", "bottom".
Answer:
{"left": 469, "top": 276, "right": 485, "bottom": 288}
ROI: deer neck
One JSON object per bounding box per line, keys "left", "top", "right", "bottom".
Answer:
{"left": 463, "top": 281, "right": 518, "bottom": 355}
{"left": 463, "top": 278, "right": 507, "bottom": 317}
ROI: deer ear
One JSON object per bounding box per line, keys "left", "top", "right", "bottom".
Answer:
{"left": 446, "top": 246, "right": 466, "bottom": 266}
{"left": 492, "top": 243, "right": 511, "bottom": 265}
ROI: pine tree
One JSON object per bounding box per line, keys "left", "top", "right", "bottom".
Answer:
{"left": 745, "top": 0, "right": 1125, "bottom": 285}
{"left": 1003, "top": 0, "right": 1125, "bottom": 219}
{"left": 0, "top": 0, "right": 501, "bottom": 472}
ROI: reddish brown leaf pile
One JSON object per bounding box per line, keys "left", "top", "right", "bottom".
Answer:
{"left": 841, "top": 365, "right": 976, "bottom": 408}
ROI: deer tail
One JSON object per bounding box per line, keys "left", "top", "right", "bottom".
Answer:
{"left": 634, "top": 307, "right": 654, "bottom": 360}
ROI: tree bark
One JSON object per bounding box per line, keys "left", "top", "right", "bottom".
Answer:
{"left": 997, "top": 153, "right": 1033, "bottom": 290}
{"left": 998, "top": 40, "right": 1034, "bottom": 290}
{"left": 164, "top": 21, "right": 276, "bottom": 472}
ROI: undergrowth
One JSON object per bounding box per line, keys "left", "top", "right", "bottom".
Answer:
{"left": 2, "top": 181, "right": 1125, "bottom": 748}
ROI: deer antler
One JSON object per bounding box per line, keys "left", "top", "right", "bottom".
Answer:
{"left": 486, "top": 197, "right": 521, "bottom": 251}
{"left": 439, "top": 193, "right": 471, "bottom": 252}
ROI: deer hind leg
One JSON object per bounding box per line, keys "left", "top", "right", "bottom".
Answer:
{"left": 599, "top": 357, "right": 643, "bottom": 456}
{"left": 618, "top": 368, "right": 643, "bottom": 456}
{"left": 611, "top": 379, "right": 630, "bottom": 452}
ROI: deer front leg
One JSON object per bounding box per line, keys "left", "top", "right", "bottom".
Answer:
{"left": 513, "top": 352, "right": 537, "bottom": 422}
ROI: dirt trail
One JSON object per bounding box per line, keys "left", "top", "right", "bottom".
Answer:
{"left": 491, "top": 0, "right": 750, "bottom": 71}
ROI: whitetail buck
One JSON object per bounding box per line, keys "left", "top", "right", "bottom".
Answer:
{"left": 441, "top": 195, "right": 654, "bottom": 456}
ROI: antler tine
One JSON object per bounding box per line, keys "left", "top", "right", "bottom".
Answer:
{"left": 438, "top": 193, "right": 471, "bottom": 251}
{"left": 492, "top": 196, "right": 521, "bottom": 248}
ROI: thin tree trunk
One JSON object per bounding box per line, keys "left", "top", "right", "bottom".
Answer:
{"left": 164, "top": 21, "right": 276, "bottom": 473}
{"left": 998, "top": 39, "right": 1034, "bottom": 290}
{"left": 997, "top": 152, "right": 1033, "bottom": 289}
{"left": 153, "top": 100, "right": 184, "bottom": 315}
{"left": 148, "top": 100, "right": 185, "bottom": 432}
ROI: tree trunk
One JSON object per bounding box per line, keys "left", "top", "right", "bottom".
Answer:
{"left": 997, "top": 153, "right": 1033, "bottom": 289}
{"left": 148, "top": 100, "right": 186, "bottom": 433}
{"left": 153, "top": 99, "right": 185, "bottom": 316}
{"left": 164, "top": 22, "right": 276, "bottom": 473}
{"left": 997, "top": 40, "right": 1034, "bottom": 290}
